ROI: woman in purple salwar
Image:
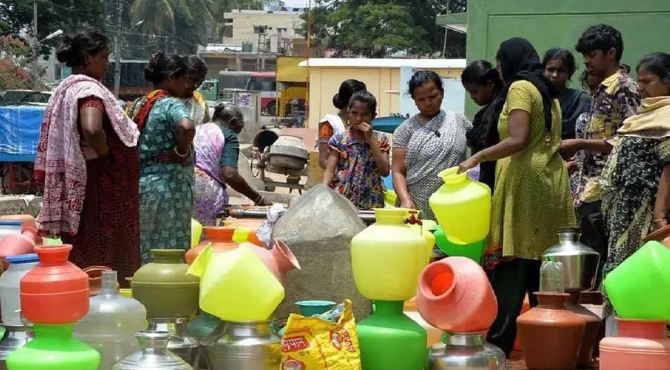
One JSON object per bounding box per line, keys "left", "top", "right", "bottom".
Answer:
{"left": 193, "top": 104, "right": 270, "bottom": 226}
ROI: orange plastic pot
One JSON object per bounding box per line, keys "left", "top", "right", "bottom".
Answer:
{"left": 0, "top": 215, "right": 37, "bottom": 231}
{"left": 186, "top": 226, "right": 239, "bottom": 265}
{"left": 20, "top": 245, "right": 90, "bottom": 324}
{"left": 83, "top": 266, "right": 112, "bottom": 296}
{"left": 416, "top": 256, "right": 497, "bottom": 332}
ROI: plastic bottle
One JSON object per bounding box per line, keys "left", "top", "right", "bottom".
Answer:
{"left": 74, "top": 271, "right": 147, "bottom": 369}
{"left": 0, "top": 254, "right": 39, "bottom": 326}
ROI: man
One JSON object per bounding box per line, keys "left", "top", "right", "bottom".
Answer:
{"left": 561, "top": 24, "right": 641, "bottom": 289}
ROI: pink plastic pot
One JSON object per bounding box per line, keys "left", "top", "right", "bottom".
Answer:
{"left": 416, "top": 256, "right": 497, "bottom": 332}
{"left": 0, "top": 227, "right": 39, "bottom": 269}
{"left": 249, "top": 239, "right": 300, "bottom": 287}
{"left": 600, "top": 318, "right": 670, "bottom": 370}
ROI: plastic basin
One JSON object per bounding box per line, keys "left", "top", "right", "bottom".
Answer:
{"left": 295, "top": 300, "right": 336, "bottom": 316}
{"left": 604, "top": 241, "right": 670, "bottom": 320}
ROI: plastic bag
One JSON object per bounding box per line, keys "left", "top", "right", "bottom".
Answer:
{"left": 280, "top": 299, "right": 361, "bottom": 370}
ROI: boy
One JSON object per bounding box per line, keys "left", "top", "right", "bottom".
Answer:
{"left": 322, "top": 91, "right": 391, "bottom": 209}
{"left": 561, "top": 23, "right": 641, "bottom": 291}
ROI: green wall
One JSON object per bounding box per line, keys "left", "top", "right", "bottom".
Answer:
{"left": 459, "top": 0, "right": 670, "bottom": 117}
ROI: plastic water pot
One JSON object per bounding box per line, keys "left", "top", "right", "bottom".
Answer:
{"left": 429, "top": 167, "right": 491, "bottom": 244}
{"left": 433, "top": 226, "right": 485, "bottom": 263}
{"left": 187, "top": 245, "right": 284, "bottom": 322}
{"left": 190, "top": 219, "right": 202, "bottom": 248}
{"left": 604, "top": 241, "right": 670, "bottom": 320}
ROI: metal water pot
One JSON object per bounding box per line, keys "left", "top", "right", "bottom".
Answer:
{"left": 429, "top": 332, "right": 506, "bottom": 369}
{"left": 112, "top": 331, "right": 194, "bottom": 370}
{"left": 541, "top": 227, "right": 600, "bottom": 292}
{"left": 0, "top": 326, "right": 33, "bottom": 370}
{"left": 202, "top": 320, "right": 281, "bottom": 370}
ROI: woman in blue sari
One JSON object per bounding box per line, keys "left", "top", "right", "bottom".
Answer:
{"left": 129, "top": 52, "right": 196, "bottom": 264}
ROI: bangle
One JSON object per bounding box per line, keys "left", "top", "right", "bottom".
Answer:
{"left": 174, "top": 146, "right": 189, "bottom": 158}
{"left": 653, "top": 218, "right": 667, "bottom": 223}
{"left": 477, "top": 151, "right": 488, "bottom": 162}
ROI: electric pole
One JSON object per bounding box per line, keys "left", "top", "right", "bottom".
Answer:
{"left": 32, "top": 0, "right": 39, "bottom": 80}
{"left": 113, "top": 0, "right": 123, "bottom": 97}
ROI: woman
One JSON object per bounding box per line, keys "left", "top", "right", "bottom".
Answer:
{"left": 392, "top": 70, "right": 472, "bottom": 222}
{"left": 193, "top": 103, "right": 271, "bottom": 226}
{"left": 183, "top": 55, "right": 210, "bottom": 125}
{"left": 461, "top": 60, "right": 504, "bottom": 190}
{"left": 599, "top": 52, "right": 670, "bottom": 336}
{"left": 542, "top": 48, "right": 592, "bottom": 140}
{"left": 129, "top": 52, "right": 196, "bottom": 264}
{"left": 317, "top": 79, "right": 367, "bottom": 169}
{"left": 457, "top": 38, "right": 576, "bottom": 358}
{"left": 34, "top": 31, "right": 141, "bottom": 284}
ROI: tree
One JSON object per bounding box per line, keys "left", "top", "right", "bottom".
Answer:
{"left": 301, "top": 0, "right": 467, "bottom": 58}
{"left": 129, "top": 0, "right": 269, "bottom": 54}
{"left": 0, "top": 35, "right": 36, "bottom": 90}
{"left": 329, "top": 3, "right": 429, "bottom": 57}
{"left": 0, "top": 0, "right": 107, "bottom": 58}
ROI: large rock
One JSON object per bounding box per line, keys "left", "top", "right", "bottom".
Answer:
{"left": 272, "top": 184, "right": 371, "bottom": 321}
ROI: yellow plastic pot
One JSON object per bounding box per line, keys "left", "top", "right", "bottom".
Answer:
{"left": 351, "top": 208, "right": 428, "bottom": 301}
{"left": 187, "top": 245, "right": 284, "bottom": 321}
{"left": 191, "top": 219, "right": 203, "bottom": 248}
{"left": 429, "top": 167, "right": 491, "bottom": 244}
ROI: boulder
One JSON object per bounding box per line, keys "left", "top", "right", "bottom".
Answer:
{"left": 272, "top": 184, "right": 371, "bottom": 321}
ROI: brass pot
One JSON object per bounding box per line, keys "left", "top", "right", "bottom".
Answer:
{"left": 131, "top": 250, "right": 200, "bottom": 319}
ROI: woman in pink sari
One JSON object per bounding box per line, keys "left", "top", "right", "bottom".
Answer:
{"left": 193, "top": 104, "right": 271, "bottom": 226}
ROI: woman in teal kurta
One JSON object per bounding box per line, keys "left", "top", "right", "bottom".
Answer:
{"left": 129, "top": 52, "right": 196, "bottom": 264}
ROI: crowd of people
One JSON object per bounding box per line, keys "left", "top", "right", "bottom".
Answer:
{"left": 32, "top": 22, "right": 670, "bottom": 357}
{"left": 317, "top": 23, "right": 670, "bottom": 352}
{"left": 34, "top": 30, "right": 269, "bottom": 283}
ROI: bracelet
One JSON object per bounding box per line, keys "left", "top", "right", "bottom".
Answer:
{"left": 174, "top": 146, "right": 189, "bottom": 158}
{"left": 477, "top": 151, "right": 488, "bottom": 162}
{"left": 653, "top": 218, "right": 667, "bottom": 223}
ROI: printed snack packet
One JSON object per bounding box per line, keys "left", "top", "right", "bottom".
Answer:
{"left": 280, "top": 299, "right": 361, "bottom": 370}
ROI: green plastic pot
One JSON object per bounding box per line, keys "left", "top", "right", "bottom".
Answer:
{"left": 7, "top": 324, "right": 99, "bottom": 370}
{"left": 604, "top": 241, "right": 670, "bottom": 320}
{"left": 433, "top": 226, "right": 485, "bottom": 263}
{"left": 357, "top": 300, "right": 428, "bottom": 370}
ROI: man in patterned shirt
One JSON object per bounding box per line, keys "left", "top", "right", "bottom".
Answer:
{"left": 560, "top": 24, "right": 641, "bottom": 288}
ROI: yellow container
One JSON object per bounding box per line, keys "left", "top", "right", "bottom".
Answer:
{"left": 191, "top": 219, "right": 203, "bottom": 248}
{"left": 119, "top": 289, "right": 133, "bottom": 298}
{"left": 408, "top": 224, "right": 435, "bottom": 263}
{"left": 232, "top": 228, "right": 250, "bottom": 244}
{"left": 384, "top": 190, "right": 397, "bottom": 208}
{"left": 407, "top": 211, "right": 437, "bottom": 263}
{"left": 351, "top": 208, "right": 428, "bottom": 301}
{"left": 429, "top": 167, "right": 491, "bottom": 244}
{"left": 187, "top": 244, "right": 284, "bottom": 322}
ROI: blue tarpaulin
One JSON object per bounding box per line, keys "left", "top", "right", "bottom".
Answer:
{"left": 0, "top": 106, "right": 45, "bottom": 162}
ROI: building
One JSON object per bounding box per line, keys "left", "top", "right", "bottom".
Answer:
{"left": 436, "top": 0, "right": 670, "bottom": 117}
{"left": 299, "top": 58, "right": 466, "bottom": 129}
{"left": 199, "top": 8, "right": 308, "bottom": 76}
